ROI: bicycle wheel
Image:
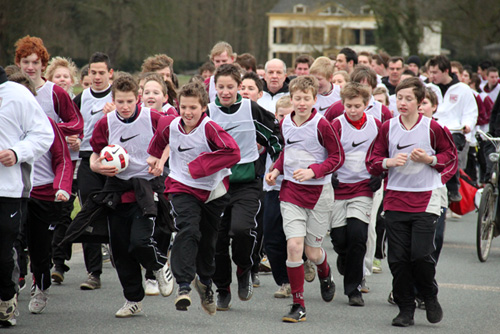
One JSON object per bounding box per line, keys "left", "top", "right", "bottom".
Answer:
{"left": 476, "top": 184, "right": 496, "bottom": 262}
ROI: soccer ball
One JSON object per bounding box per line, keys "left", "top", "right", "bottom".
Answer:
{"left": 100, "top": 144, "right": 129, "bottom": 173}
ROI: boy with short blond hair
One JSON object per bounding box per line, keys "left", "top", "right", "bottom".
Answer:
{"left": 263, "top": 95, "right": 294, "bottom": 298}
{"left": 325, "top": 65, "right": 392, "bottom": 123}
{"left": 309, "top": 56, "right": 341, "bottom": 115}
{"left": 266, "top": 75, "right": 344, "bottom": 322}
{"left": 205, "top": 41, "right": 236, "bottom": 102}
{"left": 330, "top": 82, "right": 382, "bottom": 307}
{"left": 141, "top": 72, "right": 178, "bottom": 116}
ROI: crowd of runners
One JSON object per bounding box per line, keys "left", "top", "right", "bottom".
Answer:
{"left": 0, "top": 34, "right": 499, "bottom": 328}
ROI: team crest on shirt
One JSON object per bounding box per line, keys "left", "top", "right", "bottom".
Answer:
{"left": 449, "top": 94, "right": 458, "bottom": 103}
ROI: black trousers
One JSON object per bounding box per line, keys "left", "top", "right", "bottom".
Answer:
{"left": 108, "top": 203, "right": 166, "bottom": 302}
{"left": 52, "top": 178, "right": 77, "bottom": 272}
{"left": 385, "top": 210, "right": 439, "bottom": 313}
{"left": 330, "top": 218, "right": 368, "bottom": 296}
{"left": 77, "top": 157, "right": 104, "bottom": 277}
{"left": 251, "top": 185, "right": 265, "bottom": 274}
{"left": 144, "top": 226, "right": 172, "bottom": 281}
{"left": 14, "top": 199, "right": 28, "bottom": 279}
{"left": 262, "top": 190, "right": 288, "bottom": 285}
{"left": 0, "top": 198, "right": 22, "bottom": 301}
{"left": 374, "top": 203, "right": 387, "bottom": 260}
{"left": 170, "top": 193, "right": 228, "bottom": 285}
{"left": 447, "top": 133, "right": 467, "bottom": 193}
{"left": 213, "top": 179, "right": 261, "bottom": 289}
{"left": 26, "top": 198, "right": 64, "bottom": 291}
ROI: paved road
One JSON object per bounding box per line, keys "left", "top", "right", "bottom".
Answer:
{"left": 12, "top": 211, "right": 500, "bottom": 334}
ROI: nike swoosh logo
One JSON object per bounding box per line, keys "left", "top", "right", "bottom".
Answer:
{"left": 120, "top": 134, "right": 139, "bottom": 143}
{"left": 286, "top": 138, "right": 302, "bottom": 145}
{"left": 319, "top": 106, "right": 329, "bottom": 112}
{"left": 112, "top": 148, "right": 120, "bottom": 155}
{"left": 10, "top": 211, "right": 18, "bottom": 218}
{"left": 352, "top": 139, "right": 368, "bottom": 148}
{"left": 225, "top": 125, "right": 240, "bottom": 132}
{"left": 396, "top": 143, "right": 414, "bottom": 150}
{"left": 90, "top": 108, "right": 103, "bottom": 116}
{"left": 178, "top": 146, "right": 193, "bottom": 152}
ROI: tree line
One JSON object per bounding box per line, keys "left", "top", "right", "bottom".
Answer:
{"left": 1, "top": 0, "right": 498, "bottom": 72}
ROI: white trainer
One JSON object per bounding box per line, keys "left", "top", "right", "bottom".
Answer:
{"left": 115, "top": 300, "right": 142, "bottom": 318}
{"left": 0, "top": 295, "right": 17, "bottom": 321}
{"left": 145, "top": 279, "right": 160, "bottom": 296}
{"left": 154, "top": 262, "right": 174, "bottom": 297}
{"left": 29, "top": 287, "right": 48, "bottom": 314}
{"left": 274, "top": 283, "right": 291, "bottom": 298}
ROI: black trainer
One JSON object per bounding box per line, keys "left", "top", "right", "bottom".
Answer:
{"left": 282, "top": 303, "right": 306, "bottom": 323}
{"left": 51, "top": 268, "right": 65, "bottom": 284}
{"left": 348, "top": 291, "right": 365, "bottom": 307}
{"left": 319, "top": 267, "right": 335, "bottom": 302}
{"left": 424, "top": 296, "right": 443, "bottom": 323}
{"left": 216, "top": 289, "right": 231, "bottom": 311}
{"left": 174, "top": 288, "right": 191, "bottom": 311}
{"left": 392, "top": 312, "right": 415, "bottom": 327}
{"left": 237, "top": 270, "right": 253, "bottom": 301}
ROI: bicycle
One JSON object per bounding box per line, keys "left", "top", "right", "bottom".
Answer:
{"left": 475, "top": 129, "right": 500, "bottom": 262}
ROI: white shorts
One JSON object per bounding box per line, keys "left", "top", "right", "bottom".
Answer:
{"left": 330, "top": 196, "right": 373, "bottom": 228}
{"left": 281, "top": 183, "right": 334, "bottom": 247}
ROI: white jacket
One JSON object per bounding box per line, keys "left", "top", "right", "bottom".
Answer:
{"left": 433, "top": 82, "right": 478, "bottom": 141}
{"left": 0, "top": 81, "right": 54, "bottom": 198}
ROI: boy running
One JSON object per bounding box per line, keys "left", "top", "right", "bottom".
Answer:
{"left": 73, "top": 52, "right": 114, "bottom": 290}
{"left": 90, "top": 75, "right": 173, "bottom": 318}
{"left": 148, "top": 82, "right": 240, "bottom": 315}
{"left": 366, "top": 77, "right": 457, "bottom": 327}
{"left": 266, "top": 75, "right": 344, "bottom": 322}
{"left": 330, "top": 82, "right": 382, "bottom": 307}
{"left": 207, "top": 64, "right": 282, "bottom": 310}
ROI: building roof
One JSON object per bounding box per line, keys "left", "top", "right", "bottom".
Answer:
{"left": 269, "top": 0, "right": 370, "bottom": 15}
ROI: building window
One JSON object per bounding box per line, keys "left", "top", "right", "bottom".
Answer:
{"left": 328, "top": 26, "right": 339, "bottom": 47}
{"left": 341, "top": 29, "right": 360, "bottom": 45}
{"left": 294, "top": 27, "right": 324, "bottom": 45}
{"left": 364, "top": 30, "right": 375, "bottom": 45}
{"left": 294, "top": 4, "right": 306, "bottom": 13}
{"left": 274, "top": 27, "right": 293, "bottom": 44}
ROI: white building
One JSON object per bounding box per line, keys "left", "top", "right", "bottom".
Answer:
{"left": 267, "top": 0, "right": 442, "bottom": 65}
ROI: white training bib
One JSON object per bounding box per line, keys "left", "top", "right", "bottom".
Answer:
{"left": 169, "top": 116, "right": 231, "bottom": 190}
{"left": 282, "top": 112, "right": 331, "bottom": 185}
{"left": 386, "top": 116, "right": 441, "bottom": 191}
{"left": 314, "top": 85, "right": 341, "bottom": 115}
{"left": 107, "top": 108, "right": 154, "bottom": 181}
{"left": 36, "top": 81, "right": 60, "bottom": 122}
{"left": 208, "top": 98, "right": 259, "bottom": 164}
{"left": 336, "top": 114, "right": 378, "bottom": 183}
{"left": 80, "top": 88, "right": 113, "bottom": 151}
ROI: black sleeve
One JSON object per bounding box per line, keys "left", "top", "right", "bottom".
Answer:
{"left": 73, "top": 92, "right": 83, "bottom": 110}
{"left": 490, "top": 96, "right": 500, "bottom": 136}
{"left": 250, "top": 101, "right": 283, "bottom": 160}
